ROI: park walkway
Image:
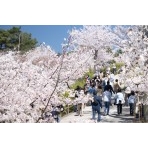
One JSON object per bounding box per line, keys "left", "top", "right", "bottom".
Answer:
{"left": 60, "top": 105, "right": 135, "bottom": 123}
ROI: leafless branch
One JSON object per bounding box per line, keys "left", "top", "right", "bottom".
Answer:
{"left": 36, "top": 51, "right": 66, "bottom": 122}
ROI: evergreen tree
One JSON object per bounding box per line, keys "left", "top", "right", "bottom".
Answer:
{"left": 0, "top": 26, "right": 38, "bottom": 52}
{"left": 20, "top": 32, "right": 38, "bottom": 52}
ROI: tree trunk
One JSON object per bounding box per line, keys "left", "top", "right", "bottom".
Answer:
{"left": 94, "top": 49, "right": 98, "bottom": 74}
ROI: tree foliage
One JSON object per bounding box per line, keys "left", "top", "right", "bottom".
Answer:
{"left": 0, "top": 26, "right": 38, "bottom": 52}
{"left": 0, "top": 25, "right": 148, "bottom": 123}
{"left": 114, "top": 49, "right": 123, "bottom": 57}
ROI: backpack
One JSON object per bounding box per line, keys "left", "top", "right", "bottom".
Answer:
{"left": 92, "top": 98, "right": 98, "bottom": 106}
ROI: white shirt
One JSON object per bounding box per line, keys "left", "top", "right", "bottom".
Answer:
{"left": 103, "top": 91, "right": 111, "bottom": 102}
{"left": 114, "top": 92, "right": 124, "bottom": 104}
{"left": 128, "top": 95, "right": 136, "bottom": 104}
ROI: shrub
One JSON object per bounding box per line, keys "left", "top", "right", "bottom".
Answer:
{"left": 110, "top": 62, "right": 124, "bottom": 74}
{"left": 115, "top": 62, "right": 124, "bottom": 72}
{"left": 62, "top": 91, "right": 70, "bottom": 98}
{"left": 70, "top": 68, "right": 94, "bottom": 90}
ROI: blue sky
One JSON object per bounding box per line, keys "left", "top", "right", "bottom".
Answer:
{"left": 0, "top": 25, "right": 83, "bottom": 53}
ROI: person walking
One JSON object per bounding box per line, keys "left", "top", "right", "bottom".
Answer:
{"left": 103, "top": 87, "right": 112, "bottom": 115}
{"left": 91, "top": 90, "right": 102, "bottom": 122}
{"left": 74, "top": 86, "right": 81, "bottom": 112}
{"left": 114, "top": 88, "right": 124, "bottom": 115}
{"left": 124, "top": 87, "right": 131, "bottom": 106}
{"left": 112, "top": 63, "right": 116, "bottom": 74}
{"left": 128, "top": 90, "right": 136, "bottom": 116}
{"left": 75, "top": 90, "right": 85, "bottom": 116}
{"left": 113, "top": 79, "right": 121, "bottom": 94}
{"left": 104, "top": 81, "right": 115, "bottom": 95}
{"left": 86, "top": 83, "right": 96, "bottom": 105}
{"left": 51, "top": 104, "right": 64, "bottom": 123}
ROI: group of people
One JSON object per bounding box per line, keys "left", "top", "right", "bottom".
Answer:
{"left": 49, "top": 104, "right": 64, "bottom": 123}
{"left": 73, "top": 70, "right": 137, "bottom": 122}
{"left": 50, "top": 67, "right": 137, "bottom": 123}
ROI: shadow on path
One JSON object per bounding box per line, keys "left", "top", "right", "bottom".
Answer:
{"left": 100, "top": 106, "right": 134, "bottom": 123}
{"left": 61, "top": 106, "right": 135, "bottom": 123}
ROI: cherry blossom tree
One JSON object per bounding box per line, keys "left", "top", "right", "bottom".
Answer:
{"left": 67, "top": 25, "right": 121, "bottom": 73}
{"left": 112, "top": 25, "right": 148, "bottom": 104}
{"left": 1, "top": 25, "right": 147, "bottom": 123}
{"left": 0, "top": 40, "right": 94, "bottom": 122}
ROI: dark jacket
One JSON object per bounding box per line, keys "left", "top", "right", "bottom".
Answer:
{"left": 51, "top": 105, "right": 64, "bottom": 117}
{"left": 92, "top": 95, "right": 102, "bottom": 112}
{"left": 104, "top": 84, "right": 115, "bottom": 94}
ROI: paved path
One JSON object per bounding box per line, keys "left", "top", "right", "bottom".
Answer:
{"left": 61, "top": 105, "right": 135, "bottom": 123}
